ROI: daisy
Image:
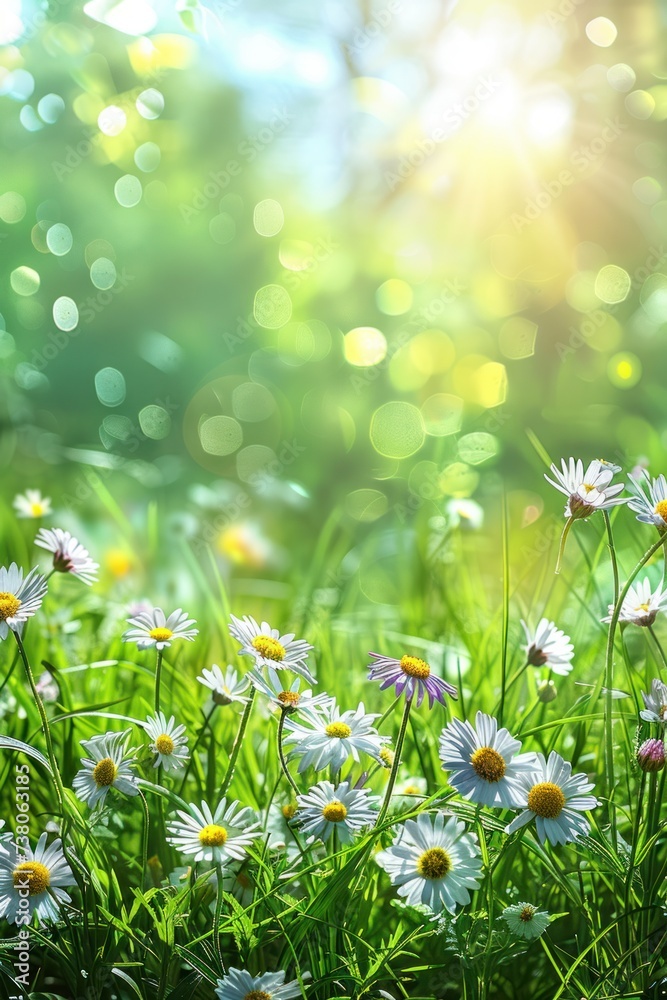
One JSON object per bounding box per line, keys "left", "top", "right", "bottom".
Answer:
{"left": 521, "top": 619, "right": 574, "bottom": 675}
{"left": 439, "top": 712, "right": 538, "bottom": 808}
{"left": 123, "top": 607, "right": 198, "bottom": 651}
{"left": 640, "top": 678, "right": 667, "bottom": 724}
{"left": 445, "top": 498, "right": 484, "bottom": 530}
{"left": 602, "top": 578, "right": 667, "bottom": 627}
{"left": 72, "top": 730, "right": 139, "bottom": 808}
{"left": 637, "top": 738, "right": 665, "bottom": 772}
{"left": 166, "top": 798, "right": 259, "bottom": 865}
{"left": 144, "top": 712, "right": 189, "bottom": 772}
{"left": 229, "top": 614, "right": 315, "bottom": 684}
{"left": 376, "top": 812, "right": 482, "bottom": 915}
{"left": 545, "top": 458, "right": 625, "bottom": 520}
{"left": 393, "top": 776, "right": 428, "bottom": 799}
{"left": 627, "top": 470, "right": 667, "bottom": 529}
{"left": 249, "top": 666, "right": 332, "bottom": 718}
{"left": 504, "top": 751, "right": 598, "bottom": 846}
{"left": 0, "top": 563, "right": 48, "bottom": 640}
{"left": 35, "top": 528, "right": 98, "bottom": 585}
{"left": 0, "top": 834, "right": 75, "bottom": 924}
{"left": 13, "top": 489, "right": 52, "bottom": 519}
{"left": 367, "top": 651, "right": 457, "bottom": 708}
{"left": 295, "top": 780, "right": 378, "bottom": 844}
{"left": 283, "top": 700, "right": 387, "bottom": 773}
{"left": 197, "top": 664, "right": 250, "bottom": 706}
{"left": 501, "top": 902, "right": 550, "bottom": 940}
{"left": 215, "top": 968, "right": 302, "bottom": 1000}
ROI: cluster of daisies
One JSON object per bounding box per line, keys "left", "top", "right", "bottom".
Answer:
{"left": 3, "top": 460, "right": 667, "bottom": 990}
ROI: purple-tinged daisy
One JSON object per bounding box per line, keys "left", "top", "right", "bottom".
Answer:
{"left": 367, "top": 651, "right": 457, "bottom": 708}
{"left": 35, "top": 528, "right": 99, "bottom": 585}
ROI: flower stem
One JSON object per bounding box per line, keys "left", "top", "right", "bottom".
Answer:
{"left": 139, "top": 789, "right": 150, "bottom": 887}
{"left": 554, "top": 516, "right": 574, "bottom": 575}
{"left": 603, "top": 532, "right": 666, "bottom": 842}
{"left": 277, "top": 709, "right": 299, "bottom": 795}
{"left": 213, "top": 863, "right": 226, "bottom": 974}
{"left": 375, "top": 696, "right": 413, "bottom": 828}
{"left": 603, "top": 510, "right": 619, "bottom": 606}
{"left": 154, "top": 648, "right": 164, "bottom": 714}
{"left": 220, "top": 688, "right": 256, "bottom": 797}
{"left": 13, "top": 630, "right": 67, "bottom": 823}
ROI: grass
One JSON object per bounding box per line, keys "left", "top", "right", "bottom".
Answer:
{"left": 0, "top": 486, "right": 665, "bottom": 1000}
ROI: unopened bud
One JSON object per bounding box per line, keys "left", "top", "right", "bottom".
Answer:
{"left": 537, "top": 679, "right": 557, "bottom": 703}
{"left": 380, "top": 747, "right": 395, "bottom": 769}
{"left": 637, "top": 738, "right": 666, "bottom": 772}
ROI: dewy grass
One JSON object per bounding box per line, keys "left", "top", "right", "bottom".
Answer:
{"left": 0, "top": 460, "right": 666, "bottom": 1000}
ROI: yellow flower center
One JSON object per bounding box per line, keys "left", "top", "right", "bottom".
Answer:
{"left": 637, "top": 602, "right": 651, "bottom": 612}
{"left": 527, "top": 781, "right": 566, "bottom": 818}
{"left": 278, "top": 690, "right": 300, "bottom": 707}
{"left": 470, "top": 746, "right": 506, "bottom": 783}
{"left": 281, "top": 804, "right": 297, "bottom": 820}
{"left": 198, "top": 824, "right": 228, "bottom": 847}
{"left": 519, "top": 905, "right": 536, "bottom": 922}
{"left": 582, "top": 483, "right": 596, "bottom": 493}
{"left": 379, "top": 747, "right": 395, "bottom": 768}
{"left": 325, "top": 721, "right": 352, "bottom": 738}
{"left": 0, "top": 593, "right": 21, "bottom": 620}
{"left": 30, "top": 502, "right": 46, "bottom": 517}
{"left": 13, "top": 861, "right": 51, "bottom": 895}
{"left": 149, "top": 627, "right": 173, "bottom": 642}
{"left": 655, "top": 500, "right": 667, "bottom": 522}
{"left": 402, "top": 784, "right": 423, "bottom": 795}
{"left": 243, "top": 992, "right": 271, "bottom": 1000}
{"left": 251, "top": 635, "right": 286, "bottom": 661}
{"left": 400, "top": 654, "right": 431, "bottom": 679}
{"left": 155, "top": 734, "right": 175, "bottom": 755}
{"left": 322, "top": 800, "right": 348, "bottom": 823}
{"left": 417, "top": 846, "right": 452, "bottom": 880}
{"left": 93, "top": 757, "right": 117, "bottom": 787}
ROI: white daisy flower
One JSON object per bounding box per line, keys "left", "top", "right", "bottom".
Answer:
{"left": 166, "top": 798, "right": 259, "bottom": 865}
{"left": 144, "top": 712, "right": 189, "bottom": 772}
{"left": 72, "top": 730, "right": 139, "bottom": 808}
{"left": 504, "top": 751, "right": 598, "bottom": 845}
{"left": 295, "top": 780, "right": 378, "bottom": 844}
{"left": 123, "top": 607, "right": 198, "bottom": 651}
{"left": 13, "top": 489, "right": 52, "bottom": 519}
{"left": 627, "top": 470, "right": 667, "bottom": 529}
{"left": 602, "top": 578, "right": 667, "bottom": 627}
{"left": 545, "top": 457, "right": 626, "bottom": 520}
{"left": 439, "top": 712, "right": 538, "bottom": 808}
{"left": 0, "top": 834, "right": 75, "bottom": 924}
{"left": 376, "top": 812, "right": 482, "bottom": 915}
{"left": 445, "top": 498, "right": 484, "bottom": 530}
{"left": 215, "top": 967, "right": 302, "bottom": 1000}
{"left": 393, "top": 776, "right": 428, "bottom": 799}
{"left": 35, "top": 528, "right": 98, "bottom": 585}
{"left": 197, "top": 664, "right": 250, "bottom": 706}
{"left": 521, "top": 619, "right": 574, "bottom": 676}
{"left": 249, "top": 666, "right": 332, "bottom": 718}
{"left": 501, "top": 901, "right": 550, "bottom": 940}
{"left": 640, "top": 678, "right": 667, "bottom": 724}
{"left": 229, "top": 614, "right": 315, "bottom": 684}
{"left": 283, "top": 700, "right": 387, "bottom": 774}
{"left": 0, "top": 563, "right": 48, "bottom": 640}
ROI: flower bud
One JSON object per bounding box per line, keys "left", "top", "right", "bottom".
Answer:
{"left": 637, "top": 738, "right": 665, "bottom": 772}
{"left": 537, "top": 679, "right": 557, "bottom": 703}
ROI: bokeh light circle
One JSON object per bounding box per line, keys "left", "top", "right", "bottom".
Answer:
{"left": 370, "top": 401, "right": 425, "bottom": 459}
